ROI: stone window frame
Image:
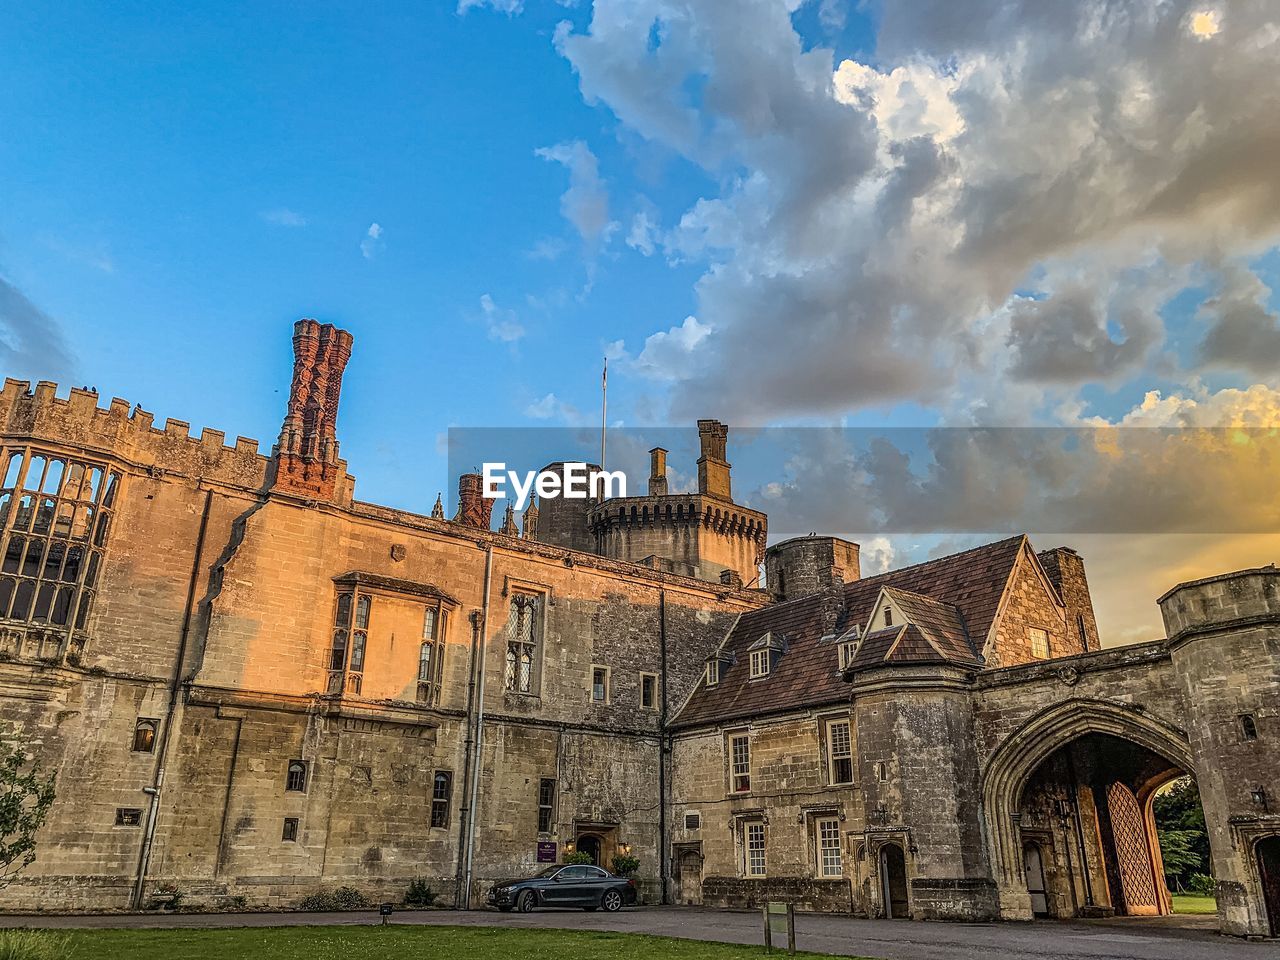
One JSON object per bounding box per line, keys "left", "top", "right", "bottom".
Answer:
{"left": 1028, "top": 627, "right": 1050, "bottom": 660}
{"left": 815, "top": 816, "right": 843, "bottom": 878}
{"left": 132, "top": 718, "right": 158, "bottom": 753}
{"left": 741, "top": 819, "right": 767, "bottom": 877}
{"left": 825, "top": 718, "right": 854, "bottom": 786}
{"left": 431, "top": 770, "right": 453, "bottom": 828}
{"left": 0, "top": 446, "right": 121, "bottom": 662}
{"left": 639, "top": 672, "right": 659, "bottom": 711}
{"left": 874, "top": 760, "right": 889, "bottom": 783}
{"left": 728, "top": 731, "right": 751, "bottom": 795}
{"left": 417, "top": 602, "right": 450, "bottom": 705}
{"left": 537, "top": 777, "right": 557, "bottom": 834}
{"left": 590, "top": 664, "right": 611, "bottom": 704}
{"left": 286, "top": 759, "right": 309, "bottom": 793}
{"left": 328, "top": 591, "right": 371, "bottom": 696}
{"left": 505, "top": 592, "right": 546, "bottom": 697}
{"left": 1239, "top": 714, "right": 1259, "bottom": 742}
{"left": 282, "top": 817, "right": 300, "bottom": 842}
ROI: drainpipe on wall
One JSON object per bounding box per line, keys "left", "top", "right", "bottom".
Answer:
{"left": 131, "top": 488, "right": 213, "bottom": 909}
{"left": 657, "top": 588, "right": 670, "bottom": 905}
{"left": 460, "top": 544, "right": 494, "bottom": 909}
{"left": 453, "top": 607, "right": 483, "bottom": 907}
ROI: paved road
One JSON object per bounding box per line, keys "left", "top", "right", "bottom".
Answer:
{"left": 0, "top": 905, "right": 1268, "bottom": 960}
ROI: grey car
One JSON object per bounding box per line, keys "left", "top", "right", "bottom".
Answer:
{"left": 487, "top": 864, "right": 639, "bottom": 912}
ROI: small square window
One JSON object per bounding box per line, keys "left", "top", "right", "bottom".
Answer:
{"left": 115, "top": 808, "right": 142, "bottom": 827}
{"left": 286, "top": 760, "right": 308, "bottom": 792}
{"left": 1028, "top": 628, "right": 1050, "bottom": 659}
{"left": 591, "top": 666, "right": 609, "bottom": 703}
{"left": 132, "top": 719, "right": 158, "bottom": 753}
{"left": 684, "top": 812, "right": 702, "bottom": 830}
{"left": 282, "top": 817, "right": 299, "bottom": 842}
{"left": 640, "top": 673, "right": 658, "bottom": 710}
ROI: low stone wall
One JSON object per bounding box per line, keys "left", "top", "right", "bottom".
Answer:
{"left": 700, "top": 876, "right": 855, "bottom": 913}
{"left": 909, "top": 877, "right": 1001, "bottom": 921}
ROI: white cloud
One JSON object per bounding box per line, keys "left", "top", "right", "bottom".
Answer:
{"left": 626, "top": 207, "right": 659, "bottom": 256}
{"left": 631, "top": 315, "right": 712, "bottom": 381}
{"left": 360, "top": 222, "right": 384, "bottom": 260}
{"left": 478, "top": 293, "right": 526, "bottom": 343}
{"left": 457, "top": 0, "right": 523, "bottom": 14}
{"left": 261, "top": 208, "right": 308, "bottom": 228}
{"left": 524, "top": 392, "right": 583, "bottom": 423}
{"left": 535, "top": 141, "right": 619, "bottom": 251}
{"left": 557, "top": 0, "right": 1280, "bottom": 420}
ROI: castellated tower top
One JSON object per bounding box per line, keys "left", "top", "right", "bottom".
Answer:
{"left": 273, "top": 319, "right": 354, "bottom": 501}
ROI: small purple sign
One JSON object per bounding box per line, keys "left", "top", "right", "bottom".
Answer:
{"left": 537, "top": 841, "right": 558, "bottom": 863}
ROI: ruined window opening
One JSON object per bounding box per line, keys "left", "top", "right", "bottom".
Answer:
{"left": 640, "top": 672, "right": 658, "bottom": 710}
{"left": 743, "top": 820, "right": 766, "bottom": 877}
{"left": 748, "top": 649, "right": 770, "bottom": 678}
{"left": 730, "top": 733, "right": 751, "bottom": 794}
{"left": 875, "top": 761, "right": 888, "bottom": 782}
{"left": 0, "top": 448, "right": 118, "bottom": 652}
{"left": 418, "top": 604, "right": 447, "bottom": 704}
{"left": 115, "top": 808, "right": 142, "bottom": 827}
{"left": 816, "top": 818, "right": 842, "bottom": 877}
{"left": 591, "top": 665, "right": 609, "bottom": 703}
{"left": 537, "top": 777, "right": 556, "bottom": 834}
{"left": 286, "top": 760, "right": 308, "bottom": 793}
{"left": 1028, "top": 627, "right": 1050, "bottom": 659}
{"left": 282, "top": 818, "right": 299, "bottom": 842}
{"left": 132, "top": 719, "right": 157, "bottom": 753}
{"left": 505, "top": 594, "right": 540, "bottom": 695}
{"left": 827, "top": 720, "right": 853, "bottom": 785}
{"left": 1240, "top": 714, "right": 1258, "bottom": 741}
{"left": 431, "top": 770, "right": 452, "bottom": 828}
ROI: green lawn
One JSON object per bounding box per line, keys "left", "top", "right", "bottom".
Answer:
{"left": 1171, "top": 895, "right": 1217, "bottom": 915}
{"left": 31, "top": 925, "right": 853, "bottom": 960}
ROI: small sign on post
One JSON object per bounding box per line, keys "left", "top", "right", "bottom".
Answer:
{"left": 763, "top": 901, "right": 795, "bottom": 955}
{"left": 379, "top": 902, "right": 394, "bottom": 925}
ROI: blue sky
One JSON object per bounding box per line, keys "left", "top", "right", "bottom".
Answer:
{"left": 4, "top": 1, "right": 1280, "bottom": 641}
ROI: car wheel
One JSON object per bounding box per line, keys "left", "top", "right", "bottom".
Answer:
{"left": 516, "top": 891, "right": 536, "bottom": 913}
{"left": 601, "top": 889, "right": 624, "bottom": 912}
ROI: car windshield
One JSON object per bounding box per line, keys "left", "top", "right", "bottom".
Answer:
{"left": 535, "top": 866, "right": 562, "bottom": 878}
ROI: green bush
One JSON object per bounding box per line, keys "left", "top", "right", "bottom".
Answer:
{"left": 611, "top": 854, "right": 640, "bottom": 877}
{"left": 298, "top": 886, "right": 371, "bottom": 912}
{"left": 1187, "top": 873, "right": 1216, "bottom": 897}
{"left": 0, "top": 930, "right": 71, "bottom": 960}
{"left": 404, "top": 877, "right": 437, "bottom": 908}
{"left": 563, "top": 852, "right": 595, "bottom": 866}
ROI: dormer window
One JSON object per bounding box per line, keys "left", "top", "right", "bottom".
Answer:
{"left": 838, "top": 641, "right": 858, "bottom": 671}
{"left": 706, "top": 659, "right": 721, "bottom": 687}
{"left": 749, "top": 649, "right": 771, "bottom": 678}
{"left": 883, "top": 606, "right": 893, "bottom": 627}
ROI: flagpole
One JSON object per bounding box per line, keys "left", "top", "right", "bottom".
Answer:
{"left": 600, "top": 357, "right": 607, "bottom": 471}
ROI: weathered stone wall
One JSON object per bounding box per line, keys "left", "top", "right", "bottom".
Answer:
{"left": 764, "top": 536, "right": 860, "bottom": 602}
{"left": 984, "top": 550, "right": 1083, "bottom": 668}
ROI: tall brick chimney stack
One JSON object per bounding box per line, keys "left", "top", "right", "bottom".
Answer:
{"left": 648, "top": 447, "right": 669, "bottom": 496}
{"left": 454, "top": 473, "right": 494, "bottom": 530}
{"left": 273, "top": 318, "right": 353, "bottom": 500}
{"left": 696, "top": 420, "right": 731, "bottom": 501}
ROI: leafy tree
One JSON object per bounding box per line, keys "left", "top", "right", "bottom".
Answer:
{"left": 0, "top": 738, "right": 56, "bottom": 887}
{"left": 611, "top": 854, "right": 640, "bottom": 877}
{"left": 1153, "top": 777, "right": 1210, "bottom": 892}
{"left": 563, "top": 852, "right": 595, "bottom": 866}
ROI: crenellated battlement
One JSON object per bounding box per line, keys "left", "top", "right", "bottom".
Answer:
{"left": 0, "top": 378, "right": 269, "bottom": 489}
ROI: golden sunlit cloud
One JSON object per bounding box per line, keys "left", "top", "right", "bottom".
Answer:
{"left": 1189, "top": 9, "right": 1222, "bottom": 38}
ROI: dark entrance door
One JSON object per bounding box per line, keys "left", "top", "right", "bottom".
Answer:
{"left": 880, "top": 844, "right": 910, "bottom": 919}
{"left": 577, "top": 835, "right": 602, "bottom": 866}
{"left": 1258, "top": 836, "right": 1280, "bottom": 938}
{"left": 1023, "top": 841, "right": 1050, "bottom": 917}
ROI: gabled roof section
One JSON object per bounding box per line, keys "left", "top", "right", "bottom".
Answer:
{"left": 670, "top": 534, "right": 1029, "bottom": 730}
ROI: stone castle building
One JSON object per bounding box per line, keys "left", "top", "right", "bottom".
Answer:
{"left": 0, "top": 319, "right": 1275, "bottom": 938}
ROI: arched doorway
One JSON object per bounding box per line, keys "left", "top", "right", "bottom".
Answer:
{"left": 576, "top": 834, "right": 602, "bottom": 866}
{"left": 982, "top": 700, "right": 1200, "bottom": 921}
{"left": 1023, "top": 841, "right": 1050, "bottom": 917}
{"left": 1258, "top": 836, "right": 1280, "bottom": 938}
{"left": 879, "top": 844, "right": 909, "bottom": 919}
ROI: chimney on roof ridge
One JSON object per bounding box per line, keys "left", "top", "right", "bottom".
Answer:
{"left": 454, "top": 472, "right": 494, "bottom": 530}
{"left": 696, "top": 420, "right": 731, "bottom": 501}
{"left": 648, "top": 447, "right": 669, "bottom": 496}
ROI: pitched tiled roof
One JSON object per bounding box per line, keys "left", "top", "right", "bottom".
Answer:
{"left": 670, "top": 535, "right": 1028, "bottom": 729}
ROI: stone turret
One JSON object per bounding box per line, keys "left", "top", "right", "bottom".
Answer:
{"left": 272, "top": 319, "right": 353, "bottom": 501}
{"left": 765, "top": 535, "right": 861, "bottom": 602}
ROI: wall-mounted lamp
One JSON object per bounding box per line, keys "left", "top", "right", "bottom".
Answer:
{"left": 618, "top": 842, "right": 632, "bottom": 856}
{"left": 564, "top": 840, "right": 575, "bottom": 853}
{"left": 1250, "top": 786, "right": 1269, "bottom": 813}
